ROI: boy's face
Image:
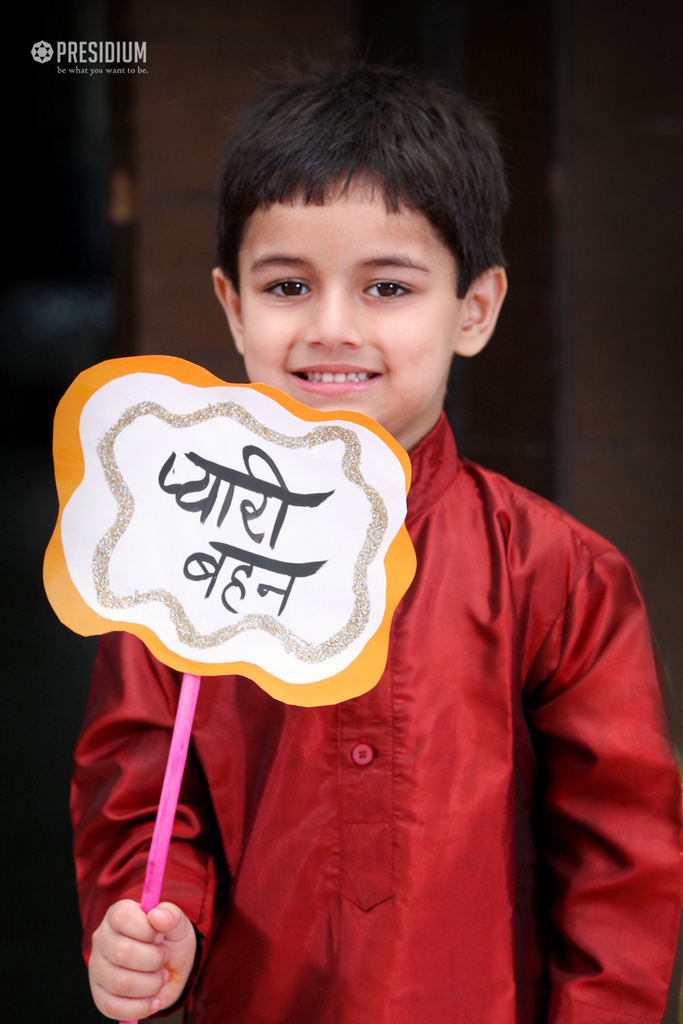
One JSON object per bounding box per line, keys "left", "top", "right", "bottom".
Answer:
{"left": 213, "top": 184, "right": 506, "bottom": 452}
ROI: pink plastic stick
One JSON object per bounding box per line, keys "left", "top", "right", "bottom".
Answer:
{"left": 120, "top": 671, "right": 201, "bottom": 1024}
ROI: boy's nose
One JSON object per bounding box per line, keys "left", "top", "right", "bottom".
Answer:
{"left": 303, "top": 290, "right": 362, "bottom": 349}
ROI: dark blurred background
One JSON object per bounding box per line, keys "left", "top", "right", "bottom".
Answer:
{"left": 3, "top": 1, "right": 682, "bottom": 1020}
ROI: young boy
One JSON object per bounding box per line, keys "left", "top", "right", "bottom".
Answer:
{"left": 72, "top": 67, "right": 683, "bottom": 1023}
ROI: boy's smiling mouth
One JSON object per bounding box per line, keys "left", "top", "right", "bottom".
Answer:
{"left": 291, "top": 366, "right": 381, "bottom": 392}
{"left": 296, "top": 370, "right": 377, "bottom": 382}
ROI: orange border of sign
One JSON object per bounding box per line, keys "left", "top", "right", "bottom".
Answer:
{"left": 43, "top": 356, "right": 416, "bottom": 707}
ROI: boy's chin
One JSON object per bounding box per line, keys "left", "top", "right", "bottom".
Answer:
{"left": 279, "top": 378, "right": 381, "bottom": 419}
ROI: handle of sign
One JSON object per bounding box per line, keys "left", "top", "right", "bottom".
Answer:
{"left": 119, "top": 671, "right": 201, "bottom": 1024}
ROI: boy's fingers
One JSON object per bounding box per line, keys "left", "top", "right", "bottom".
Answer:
{"left": 104, "top": 933, "right": 167, "bottom": 972}
{"left": 91, "top": 980, "right": 162, "bottom": 1021}
{"left": 107, "top": 899, "right": 157, "bottom": 942}
{"left": 95, "top": 961, "right": 168, "bottom": 1000}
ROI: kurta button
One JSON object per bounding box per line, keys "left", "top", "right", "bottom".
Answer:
{"left": 351, "top": 743, "right": 374, "bottom": 765}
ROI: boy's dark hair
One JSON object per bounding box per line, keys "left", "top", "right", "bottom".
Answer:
{"left": 216, "top": 65, "right": 508, "bottom": 298}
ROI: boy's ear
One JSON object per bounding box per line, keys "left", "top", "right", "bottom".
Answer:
{"left": 452, "top": 267, "right": 508, "bottom": 357}
{"left": 212, "top": 267, "right": 245, "bottom": 355}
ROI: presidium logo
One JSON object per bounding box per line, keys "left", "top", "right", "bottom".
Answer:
{"left": 31, "top": 39, "right": 147, "bottom": 71}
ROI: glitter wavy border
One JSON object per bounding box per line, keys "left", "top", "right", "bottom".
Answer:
{"left": 93, "top": 400, "right": 388, "bottom": 664}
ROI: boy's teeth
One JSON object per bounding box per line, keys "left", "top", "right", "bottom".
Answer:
{"left": 304, "top": 371, "right": 371, "bottom": 382}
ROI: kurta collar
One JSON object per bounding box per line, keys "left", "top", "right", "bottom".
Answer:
{"left": 406, "top": 412, "right": 460, "bottom": 523}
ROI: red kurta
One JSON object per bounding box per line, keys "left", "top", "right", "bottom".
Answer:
{"left": 72, "top": 414, "right": 683, "bottom": 1023}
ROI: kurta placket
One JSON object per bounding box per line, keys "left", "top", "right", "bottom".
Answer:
{"left": 338, "top": 662, "right": 394, "bottom": 910}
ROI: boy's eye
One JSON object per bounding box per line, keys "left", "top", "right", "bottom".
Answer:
{"left": 367, "top": 281, "right": 407, "bottom": 298}
{"left": 268, "top": 280, "right": 309, "bottom": 297}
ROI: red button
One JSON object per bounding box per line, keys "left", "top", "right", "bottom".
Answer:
{"left": 351, "top": 743, "right": 374, "bottom": 766}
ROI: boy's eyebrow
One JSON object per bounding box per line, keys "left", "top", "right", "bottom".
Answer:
{"left": 362, "top": 256, "right": 430, "bottom": 273}
{"left": 250, "top": 254, "right": 310, "bottom": 272}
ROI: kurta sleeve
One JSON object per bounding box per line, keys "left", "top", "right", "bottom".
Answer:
{"left": 525, "top": 549, "right": 683, "bottom": 1023}
{"left": 70, "top": 631, "right": 222, "bottom": 964}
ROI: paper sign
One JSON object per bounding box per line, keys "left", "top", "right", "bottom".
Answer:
{"left": 44, "top": 356, "right": 416, "bottom": 705}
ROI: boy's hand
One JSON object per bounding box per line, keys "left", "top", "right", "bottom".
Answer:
{"left": 89, "top": 899, "right": 197, "bottom": 1020}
